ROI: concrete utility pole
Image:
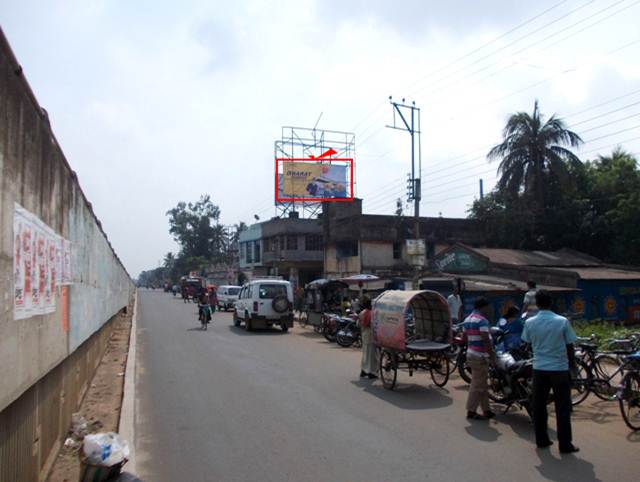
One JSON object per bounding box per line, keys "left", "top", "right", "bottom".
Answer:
{"left": 387, "top": 97, "right": 423, "bottom": 289}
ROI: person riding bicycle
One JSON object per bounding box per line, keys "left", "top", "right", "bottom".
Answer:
{"left": 198, "top": 291, "right": 212, "bottom": 330}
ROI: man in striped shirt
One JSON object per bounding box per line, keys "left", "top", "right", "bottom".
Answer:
{"left": 463, "top": 297, "right": 496, "bottom": 420}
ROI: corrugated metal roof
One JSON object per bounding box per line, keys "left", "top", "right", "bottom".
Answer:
{"left": 473, "top": 247, "right": 601, "bottom": 267}
{"left": 546, "top": 267, "right": 640, "bottom": 280}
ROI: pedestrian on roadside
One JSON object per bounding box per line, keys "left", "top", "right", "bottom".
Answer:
{"left": 447, "top": 286, "right": 463, "bottom": 324}
{"left": 351, "top": 296, "right": 361, "bottom": 314}
{"left": 522, "top": 281, "right": 538, "bottom": 316}
{"left": 521, "top": 290, "right": 579, "bottom": 453}
{"left": 359, "top": 297, "right": 378, "bottom": 379}
{"left": 462, "top": 297, "right": 496, "bottom": 420}
{"left": 208, "top": 287, "right": 218, "bottom": 313}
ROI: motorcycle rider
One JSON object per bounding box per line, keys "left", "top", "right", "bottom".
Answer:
{"left": 521, "top": 290, "right": 579, "bottom": 453}
{"left": 462, "top": 297, "right": 496, "bottom": 420}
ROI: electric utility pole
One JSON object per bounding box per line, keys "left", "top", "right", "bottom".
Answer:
{"left": 387, "top": 97, "right": 422, "bottom": 289}
{"left": 387, "top": 97, "right": 421, "bottom": 237}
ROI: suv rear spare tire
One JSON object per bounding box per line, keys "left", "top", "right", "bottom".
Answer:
{"left": 272, "top": 295, "right": 289, "bottom": 314}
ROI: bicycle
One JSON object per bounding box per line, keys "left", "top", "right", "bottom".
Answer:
{"left": 616, "top": 351, "right": 640, "bottom": 430}
{"left": 571, "top": 336, "right": 632, "bottom": 405}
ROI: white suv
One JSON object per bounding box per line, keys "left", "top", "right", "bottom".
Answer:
{"left": 217, "top": 285, "right": 241, "bottom": 311}
{"left": 233, "top": 280, "right": 294, "bottom": 332}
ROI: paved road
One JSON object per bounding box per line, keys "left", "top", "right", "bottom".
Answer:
{"left": 134, "top": 290, "right": 638, "bottom": 482}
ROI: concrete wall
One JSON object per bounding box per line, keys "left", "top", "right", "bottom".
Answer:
{"left": 0, "top": 28, "right": 134, "bottom": 412}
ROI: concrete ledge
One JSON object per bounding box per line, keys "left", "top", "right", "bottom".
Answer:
{"left": 119, "top": 290, "right": 138, "bottom": 475}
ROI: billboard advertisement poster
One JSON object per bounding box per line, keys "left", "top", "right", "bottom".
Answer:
{"left": 276, "top": 158, "right": 353, "bottom": 202}
{"left": 13, "top": 203, "right": 70, "bottom": 320}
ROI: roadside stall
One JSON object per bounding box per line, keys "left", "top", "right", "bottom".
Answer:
{"left": 304, "top": 279, "right": 349, "bottom": 329}
{"left": 373, "top": 290, "right": 452, "bottom": 390}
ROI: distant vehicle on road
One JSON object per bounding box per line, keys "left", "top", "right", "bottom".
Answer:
{"left": 234, "top": 280, "right": 294, "bottom": 332}
{"left": 217, "top": 285, "right": 241, "bottom": 311}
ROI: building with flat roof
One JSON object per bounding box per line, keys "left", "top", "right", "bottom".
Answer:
{"left": 321, "top": 199, "right": 485, "bottom": 280}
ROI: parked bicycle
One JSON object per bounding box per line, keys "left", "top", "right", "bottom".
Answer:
{"left": 616, "top": 351, "right": 640, "bottom": 430}
{"left": 570, "top": 335, "right": 635, "bottom": 405}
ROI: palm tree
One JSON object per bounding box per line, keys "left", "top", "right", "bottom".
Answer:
{"left": 488, "top": 100, "right": 583, "bottom": 207}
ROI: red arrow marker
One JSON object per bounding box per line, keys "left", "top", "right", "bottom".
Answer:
{"left": 309, "top": 148, "right": 337, "bottom": 160}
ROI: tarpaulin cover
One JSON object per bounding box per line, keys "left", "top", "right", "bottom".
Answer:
{"left": 372, "top": 290, "right": 451, "bottom": 351}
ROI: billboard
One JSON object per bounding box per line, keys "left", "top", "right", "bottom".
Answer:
{"left": 276, "top": 158, "right": 354, "bottom": 202}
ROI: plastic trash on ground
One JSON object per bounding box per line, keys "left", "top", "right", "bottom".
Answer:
{"left": 82, "top": 432, "right": 130, "bottom": 467}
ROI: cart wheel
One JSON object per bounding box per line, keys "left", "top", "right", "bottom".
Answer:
{"left": 380, "top": 350, "right": 398, "bottom": 390}
{"left": 430, "top": 353, "right": 450, "bottom": 388}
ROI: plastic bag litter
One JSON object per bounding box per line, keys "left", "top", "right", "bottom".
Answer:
{"left": 71, "top": 413, "right": 88, "bottom": 438}
{"left": 83, "top": 432, "right": 130, "bottom": 467}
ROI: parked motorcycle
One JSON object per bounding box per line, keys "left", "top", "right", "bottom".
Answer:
{"left": 468, "top": 327, "right": 534, "bottom": 416}
{"left": 488, "top": 349, "right": 535, "bottom": 417}
{"left": 336, "top": 316, "right": 361, "bottom": 348}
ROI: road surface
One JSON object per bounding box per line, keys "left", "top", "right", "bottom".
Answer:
{"left": 134, "top": 290, "right": 638, "bottom": 482}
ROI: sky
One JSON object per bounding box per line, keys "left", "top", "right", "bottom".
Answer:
{"left": 2, "top": 0, "right": 639, "bottom": 277}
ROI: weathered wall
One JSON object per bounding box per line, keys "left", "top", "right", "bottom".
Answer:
{"left": 0, "top": 28, "right": 134, "bottom": 413}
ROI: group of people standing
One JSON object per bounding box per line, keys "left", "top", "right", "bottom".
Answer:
{"left": 452, "top": 281, "right": 580, "bottom": 454}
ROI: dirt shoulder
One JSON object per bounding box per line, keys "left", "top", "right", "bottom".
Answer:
{"left": 47, "top": 305, "right": 133, "bottom": 482}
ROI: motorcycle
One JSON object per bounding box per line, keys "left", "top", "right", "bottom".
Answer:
{"left": 336, "top": 315, "right": 361, "bottom": 348}
{"left": 486, "top": 327, "right": 535, "bottom": 417}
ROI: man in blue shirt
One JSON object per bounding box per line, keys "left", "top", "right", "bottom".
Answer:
{"left": 521, "top": 290, "right": 579, "bottom": 454}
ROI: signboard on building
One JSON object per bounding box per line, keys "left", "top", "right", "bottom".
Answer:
{"left": 434, "top": 246, "right": 488, "bottom": 274}
{"left": 406, "top": 239, "right": 426, "bottom": 256}
{"left": 276, "top": 158, "right": 353, "bottom": 202}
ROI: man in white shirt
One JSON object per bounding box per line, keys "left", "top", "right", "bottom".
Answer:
{"left": 447, "top": 286, "right": 463, "bottom": 324}
{"left": 523, "top": 280, "right": 538, "bottom": 316}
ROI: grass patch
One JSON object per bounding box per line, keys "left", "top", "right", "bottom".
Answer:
{"left": 572, "top": 319, "right": 640, "bottom": 349}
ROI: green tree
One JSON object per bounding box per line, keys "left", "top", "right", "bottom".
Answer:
{"left": 166, "top": 195, "right": 226, "bottom": 262}
{"left": 488, "top": 100, "right": 583, "bottom": 209}
{"left": 581, "top": 148, "right": 640, "bottom": 263}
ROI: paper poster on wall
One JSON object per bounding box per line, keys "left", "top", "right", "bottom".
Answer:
{"left": 13, "top": 203, "right": 70, "bottom": 320}
{"left": 13, "top": 205, "right": 32, "bottom": 319}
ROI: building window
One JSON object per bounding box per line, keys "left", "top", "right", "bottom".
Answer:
{"left": 305, "top": 235, "right": 323, "bottom": 251}
{"left": 240, "top": 242, "right": 246, "bottom": 261}
{"left": 336, "top": 241, "right": 358, "bottom": 258}
{"left": 393, "top": 241, "right": 401, "bottom": 259}
{"left": 246, "top": 242, "right": 254, "bottom": 263}
{"left": 254, "top": 240, "right": 261, "bottom": 262}
{"left": 286, "top": 235, "right": 298, "bottom": 250}
{"left": 263, "top": 237, "right": 273, "bottom": 253}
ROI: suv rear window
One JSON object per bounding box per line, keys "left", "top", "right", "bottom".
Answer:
{"left": 228, "top": 288, "right": 240, "bottom": 295}
{"left": 258, "top": 284, "right": 287, "bottom": 299}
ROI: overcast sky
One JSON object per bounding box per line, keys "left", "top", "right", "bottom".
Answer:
{"left": 2, "top": 0, "right": 639, "bottom": 276}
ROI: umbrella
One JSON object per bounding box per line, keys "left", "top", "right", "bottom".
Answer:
{"left": 339, "top": 274, "right": 380, "bottom": 284}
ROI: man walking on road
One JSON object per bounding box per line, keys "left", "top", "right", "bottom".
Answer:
{"left": 447, "top": 286, "right": 463, "bottom": 324}
{"left": 521, "top": 290, "right": 579, "bottom": 454}
{"left": 462, "top": 297, "right": 496, "bottom": 420}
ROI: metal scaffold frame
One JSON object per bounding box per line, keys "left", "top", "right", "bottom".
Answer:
{"left": 274, "top": 125, "right": 356, "bottom": 218}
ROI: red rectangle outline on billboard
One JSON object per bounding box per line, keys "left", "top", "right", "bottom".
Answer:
{"left": 275, "top": 158, "right": 354, "bottom": 203}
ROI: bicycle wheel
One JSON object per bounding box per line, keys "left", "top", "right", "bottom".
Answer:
{"left": 571, "top": 360, "right": 591, "bottom": 406}
{"left": 618, "top": 372, "right": 640, "bottom": 430}
{"left": 380, "top": 350, "right": 398, "bottom": 390}
{"left": 430, "top": 353, "right": 450, "bottom": 388}
{"left": 593, "top": 354, "right": 624, "bottom": 400}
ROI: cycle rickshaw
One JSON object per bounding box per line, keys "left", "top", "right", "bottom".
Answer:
{"left": 373, "top": 290, "right": 452, "bottom": 390}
